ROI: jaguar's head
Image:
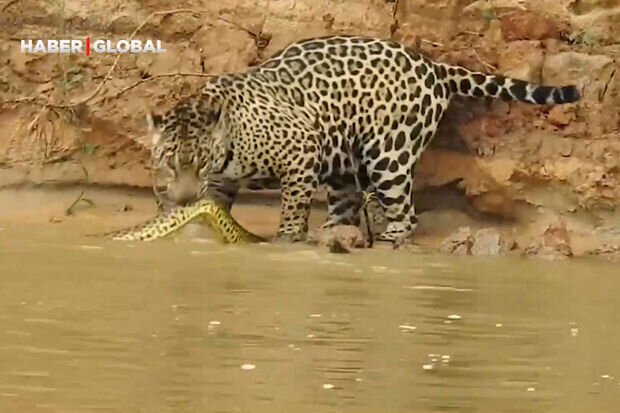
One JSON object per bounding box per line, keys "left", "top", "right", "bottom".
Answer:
{"left": 144, "top": 95, "right": 226, "bottom": 207}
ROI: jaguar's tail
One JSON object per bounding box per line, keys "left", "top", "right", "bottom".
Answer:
{"left": 444, "top": 64, "right": 580, "bottom": 105}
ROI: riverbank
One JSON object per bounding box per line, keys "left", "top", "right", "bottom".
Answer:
{"left": 1, "top": 185, "right": 618, "bottom": 261}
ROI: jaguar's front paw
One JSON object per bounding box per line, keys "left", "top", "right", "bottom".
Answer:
{"left": 273, "top": 232, "right": 307, "bottom": 243}
{"left": 376, "top": 230, "right": 412, "bottom": 250}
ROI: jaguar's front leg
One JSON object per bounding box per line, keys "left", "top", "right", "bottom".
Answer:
{"left": 202, "top": 177, "right": 240, "bottom": 211}
{"left": 273, "top": 153, "right": 321, "bottom": 243}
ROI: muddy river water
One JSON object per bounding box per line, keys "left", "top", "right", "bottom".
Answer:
{"left": 1, "top": 189, "right": 619, "bottom": 413}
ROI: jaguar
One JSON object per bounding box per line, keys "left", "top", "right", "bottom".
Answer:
{"left": 144, "top": 35, "right": 580, "bottom": 245}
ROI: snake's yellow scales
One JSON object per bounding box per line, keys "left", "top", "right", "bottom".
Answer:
{"left": 90, "top": 198, "right": 265, "bottom": 243}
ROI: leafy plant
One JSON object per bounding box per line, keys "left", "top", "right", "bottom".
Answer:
{"left": 483, "top": 8, "right": 497, "bottom": 21}
{"left": 82, "top": 143, "right": 98, "bottom": 155}
{"left": 58, "top": 66, "right": 84, "bottom": 91}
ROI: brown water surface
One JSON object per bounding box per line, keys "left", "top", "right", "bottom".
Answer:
{"left": 0, "top": 190, "right": 619, "bottom": 413}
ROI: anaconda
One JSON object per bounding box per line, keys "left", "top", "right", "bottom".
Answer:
{"left": 91, "top": 198, "right": 265, "bottom": 243}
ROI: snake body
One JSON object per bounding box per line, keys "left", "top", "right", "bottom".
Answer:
{"left": 92, "top": 198, "right": 265, "bottom": 243}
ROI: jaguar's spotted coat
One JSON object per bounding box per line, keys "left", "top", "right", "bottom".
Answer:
{"left": 146, "top": 35, "right": 580, "bottom": 245}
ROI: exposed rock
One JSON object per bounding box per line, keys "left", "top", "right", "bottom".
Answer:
{"left": 440, "top": 227, "right": 474, "bottom": 255}
{"left": 394, "top": 0, "right": 484, "bottom": 44}
{"left": 471, "top": 228, "right": 504, "bottom": 256}
{"left": 498, "top": 41, "right": 544, "bottom": 83}
{"left": 190, "top": 25, "right": 258, "bottom": 74}
{"left": 547, "top": 105, "right": 577, "bottom": 126}
{"left": 307, "top": 225, "right": 366, "bottom": 252}
{"left": 326, "top": 238, "right": 351, "bottom": 254}
{"left": 463, "top": 0, "right": 574, "bottom": 22}
{"left": 439, "top": 226, "right": 520, "bottom": 256}
{"left": 543, "top": 51, "right": 615, "bottom": 89}
{"left": 499, "top": 10, "right": 562, "bottom": 41}
{"left": 572, "top": 6, "right": 620, "bottom": 44}
{"left": 588, "top": 243, "right": 620, "bottom": 262}
{"left": 524, "top": 220, "right": 574, "bottom": 260}
{"left": 441, "top": 227, "right": 516, "bottom": 256}
{"left": 589, "top": 243, "right": 620, "bottom": 255}
{"left": 106, "top": 15, "right": 138, "bottom": 34}
{"left": 159, "top": 13, "right": 202, "bottom": 37}
{"left": 470, "top": 190, "right": 517, "bottom": 219}
{"left": 544, "top": 52, "right": 618, "bottom": 139}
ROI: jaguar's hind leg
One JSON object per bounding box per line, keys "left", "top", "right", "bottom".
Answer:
{"left": 321, "top": 173, "right": 363, "bottom": 228}
{"left": 364, "top": 141, "right": 418, "bottom": 247}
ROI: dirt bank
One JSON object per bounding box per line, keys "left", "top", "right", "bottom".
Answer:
{"left": 1, "top": 0, "right": 619, "bottom": 258}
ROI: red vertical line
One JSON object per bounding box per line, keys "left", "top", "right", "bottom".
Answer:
{"left": 86, "top": 37, "right": 90, "bottom": 56}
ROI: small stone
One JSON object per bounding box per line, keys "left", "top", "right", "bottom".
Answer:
{"left": 308, "top": 225, "right": 366, "bottom": 252}
{"left": 440, "top": 227, "right": 473, "bottom": 255}
{"left": 548, "top": 105, "right": 576, "bottom": 127}
{"left": 524, "top": 220, "right": 573, "bottom": 260}
{"left": 328, "top": 238, "right": 350, "bottom": 254}
{"left": 322, "top": 383, "right": 335, "bottom": 389}
{"left": 471, "top": 228, "right": 503, "bottom": 256}
{"left": 240, "top": 364, "right": 256, "bottom": 370}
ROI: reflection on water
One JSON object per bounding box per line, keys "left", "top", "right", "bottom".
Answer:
{"left": 1, "top": 224, "right": 619, "bottom": 413}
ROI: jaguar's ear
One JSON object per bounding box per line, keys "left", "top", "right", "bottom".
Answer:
{"left": 145, "top": 112, "right": 163, "bottom": 131}
{"left": 132, "top": 111, "right": 164, "bottom": 149}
